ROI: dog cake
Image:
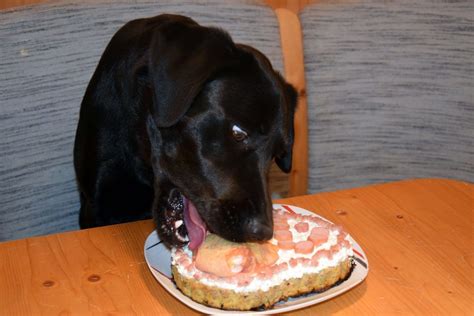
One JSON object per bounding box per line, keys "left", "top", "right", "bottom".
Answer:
{"left": 171, "top": 207, "right": 355, "bottom": 310}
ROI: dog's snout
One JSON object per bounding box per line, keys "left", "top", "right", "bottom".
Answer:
{"left": 206, "top": 199, "right": 274, "bottom": 243}
{"left": 244, "top": 218, "right": 273, "bottom": 241}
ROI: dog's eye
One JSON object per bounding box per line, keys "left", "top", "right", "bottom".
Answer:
{"left": 232, "top": 125, "right": 248, "bottom": 142}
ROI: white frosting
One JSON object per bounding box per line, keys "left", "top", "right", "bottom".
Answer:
{"left": 273, "top": 219, "right": 338, "bottom": 264}
{"left": 172, "top": 221, "right": 354, "bottom": 293}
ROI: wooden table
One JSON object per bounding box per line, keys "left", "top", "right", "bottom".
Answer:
{"left": 0, "top": 179, "right": 472, "bottom": 315}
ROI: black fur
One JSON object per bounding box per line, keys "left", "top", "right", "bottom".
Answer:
{"left": 74, "top": 14, "right": 297, "bottom": 246}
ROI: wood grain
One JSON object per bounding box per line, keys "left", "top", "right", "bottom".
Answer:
{"left": 0, "top": 178, "right": 472, "bottom": 315}
{"left": 0, "top": 0, "right": 44, "bottom": 10}
{"left": 0, "top": 220, "right": 199, "bottom": 315}
{"left": 265, "top": 0, "right": 311, "bottom": 13}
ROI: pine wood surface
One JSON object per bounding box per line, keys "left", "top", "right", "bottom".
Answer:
{"left": 0, "top": 178, "right": 472, "bottom": 315}
{"left": 0, "top": 0, "right": 43, "bottom": 9}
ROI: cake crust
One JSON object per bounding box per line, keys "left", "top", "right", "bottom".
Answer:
{"left": 172, "top": 258, "right": 354, "bottom": 311}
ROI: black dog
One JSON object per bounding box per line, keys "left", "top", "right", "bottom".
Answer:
{"left": 74, "top": 14, "right": 297, "bottom": 248}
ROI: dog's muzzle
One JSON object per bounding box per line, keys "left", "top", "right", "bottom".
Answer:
{"left": 163, "top": 190, "right": 273, "bottom": 249}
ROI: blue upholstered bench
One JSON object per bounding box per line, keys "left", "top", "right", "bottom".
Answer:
{"left": 300, "top": 0, "right": 473, "bottom": 193}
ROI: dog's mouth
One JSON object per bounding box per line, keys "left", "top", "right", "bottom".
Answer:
{"left": 165, "top": 190, "right": 208, "bottom": 250}
{"left": 182, "top": 195, "right": 208, "bottom": 250}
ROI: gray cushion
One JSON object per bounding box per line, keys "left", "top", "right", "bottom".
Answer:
{"left": 0, "top": 0, "right": 283, "bottom": 241}
{"left": 301, "top": 0, "right": 473, "bottom": 193}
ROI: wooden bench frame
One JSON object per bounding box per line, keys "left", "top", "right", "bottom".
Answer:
{"left": 266, "top": 0, "right": 310, "bottom": 196}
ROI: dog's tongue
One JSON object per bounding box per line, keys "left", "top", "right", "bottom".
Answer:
{"left": 183, "top": 197, "right": 207, "bottom": 251}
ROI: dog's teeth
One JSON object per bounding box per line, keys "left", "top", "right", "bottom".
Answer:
{"left": 176, "top": 232, "right": 188, "bottom": 242}
{"left": 174, "top": 220, "right": 183, "bottom": 229}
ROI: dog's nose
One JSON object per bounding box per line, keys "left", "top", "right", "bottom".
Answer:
{"left": 245, "top": 219, "right": 273, "bottom": 241}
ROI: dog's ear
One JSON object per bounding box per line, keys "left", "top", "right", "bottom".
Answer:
{"left": 275, "top": 83, "right": 298, "bottom": 173}
{"left": 148, "top": 18, "right": 234, "bottom": 127}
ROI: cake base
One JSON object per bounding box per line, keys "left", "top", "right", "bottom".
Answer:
{"left": 172, "top": 258, "right": 354, "bottom": 311}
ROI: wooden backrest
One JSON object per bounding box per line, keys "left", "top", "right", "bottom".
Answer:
{"left": 267, "top": 0, "right": 310, "bottom": 196}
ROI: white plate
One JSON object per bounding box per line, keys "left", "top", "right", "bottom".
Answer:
{"left": 144, "top": 204, "right": 369, "bottom": 315}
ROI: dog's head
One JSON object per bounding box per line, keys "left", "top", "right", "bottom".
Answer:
{"left": 143, "top": 15, "right": 297, "bottom": 248}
